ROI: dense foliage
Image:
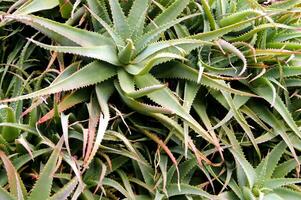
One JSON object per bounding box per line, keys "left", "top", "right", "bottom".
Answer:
{"left": 1, "top": 0, "right": 301, "bottom": 199}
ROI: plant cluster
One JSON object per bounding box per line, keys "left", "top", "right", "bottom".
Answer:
{"left": 1, "top": 0, "right": 301, "bottom": 199}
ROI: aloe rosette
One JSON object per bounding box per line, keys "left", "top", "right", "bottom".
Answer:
{"left": 0, "top": 0, "right": 265, "bottom": 157}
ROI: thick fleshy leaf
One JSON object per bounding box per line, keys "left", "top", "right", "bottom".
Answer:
{"left": 135, "top": 13, "right": 200, "bottom": 53}
{"left": 6, "top": 14, "right": 112, "bottom": 46}
{"left": 165, "top": 184, "right": 214, "bottom": 199}
{"left": 38, "top": 89, "right": 89, "bottom": 124}
{"left": 49, "top": 178, "right": 78, "bottom": 200}
{"left": 108, "top": 0, "right": 129, "bottom": 40}
{"left": 153, "top": 61, "right": 257, "bottom": 97}
{"left": 0, "top": 186, "right": 15, "bottom": 200}
{"left": 127, "top": 0, "right": 149, "bottom": 38}
{"left": 28, "top": 39, "right": 120, "bottom": 65}
{"left": 27, "top": 139, "right": 64, "bottom": 200}
{"left": 0, "top": 105, "right": 19, "bottom": 142}
{"left": 251, "top": 78, "right": 301, "bottom": 139}
{"left": 229, "top": 148, "right": 256, "bottom": 188}
{"left": 135, "top": 74, "right": 218, "bottom": 146}
{"left": 0, "top": 61, "right": 117, "bottom": 103}
{"left": 145, "top": 0, "right": 190, "bottom": 31}
{"left": 14, "top": 0, "right": 59, "bottom": 15}
{"left": 0, "top": 151, "right": 24, "bottom": 199}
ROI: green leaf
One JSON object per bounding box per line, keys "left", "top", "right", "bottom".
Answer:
{"left": 229, "top": 148, "right": 256, "bottom": 188}
{"left": 14, "top": 0, "right": 59, "bottom": 15}
{"left": 7, "top": 14, "right": 112, "bottom": 46}
{"left": 273, "top": 156, "right": 301, "bottom": 178}
{"left": 255, "top": 142, "right": 287, "bottom": 179}
{"left": 0, "top": 151, "right": 24, "bottom": 199}
{"left": 271, "top": 31, "right": 301, "bottom": 42}
{"left": 274, "top": 188, "right": 301, "bottom": 199}
{"left": 127, "top": 52, "right": 187, "bottom": 75}
{"left": 165, "top": 184, "right": 214, "bottom": 199}
{"left": 135, "top": 13, "right": 200, "bottom": 53}
{"left": 28, "top": 139, "right": 64, "bottom": 200}
{"left": 133, "top": 39, "right": 210, "bottom": 63}
{"left": 216, "top": 0, "right": 227, "bottom": 20}
{"left": 28, "top": 39, "right": 120, "bottom": 65}
{"left": 264, "top": 178, "right": 301, "bottom": 189}
{"left": 0, "top": 186, "right": 15, "bottom": 200}
{"left": 228, "top": 24, "right": 278, "bottom": 42}
{"left": 58, "top": 0, "right": 72, "bottom": 19}
{"left": 268, "top": 0, "right": 301, "bottom": 9}
{"left": 219, "top": 9, "right": 273, "bottom": 27}
{"left": 117, "top": 170, "right": 136, "bottom": 200}
{"left": 217, "top": 39, "right": 247, "bottom": 76}
{"left": 87, "top": 0, "right": 111, "bottom": 31}
{"left": 189, "top": 16, "right": 267, "bottom": 41}
{"left": 0, "top": 61, "right": 117, "bottom": 103}
{"left": 49, "top": 177, "right": 78, "bottom": 200}
{"left": 102, "top": 178, "right": 129, "bottom": 197}
{"left": 114, "top": 80, "right": 172, "bottom": 115}
{"left": 118, "top": 39, "right": 135, "bottom": 64}
{"left": 199, "top": 0, "right": 216, "bottom": 30}
{"left": 251, "top": 78, "right": 301, "bottom": 140}
{"left": 38, "top": 89, "right": 89, "bottom": 124}
{"left": 108, "top": 0, "right": 130, "bottom": 40}
{"left": 84, "top": 81, "right": 113, "bottom": 167}
{"left": 135, "top": 73, "right": 217, "bottom": 145}
{"left": 265, "top": 66, "right": 301, "bottom": 79}
{"left": 119, "top": 73, "right": 166, "bottom": 98}
{"left": 242, "top": 186, "right": 256, "bottom": 200}
{"left": 12, "top": 149, "right": 51, "bottom": 170}
{"left": 0, "top": 123, "right": 38, "bottom": 135}
{"left": 145, "top": 0, "right": 190, "bottom": 31}
{"left": 127, "top": 0, "right": 149, "bottom": 38}
{"left": 86, "top": 6, "right": 124, "bottom": 47}
{"left": 153, "top": 61, "right": 257, "bottom": 97}
{"left": 221, "top": 91, "right": 261, "bottom": 158}
{"left": 267, "top": 42, "right": 301, "bottom": 51}
{"left": 0, "top": 105, "right": 19, "bottom": 142}
{"left": 248, "top": 101, "right": 299, "bottom": 168}
{"left": 262, "top": 193, "right": 283, "bottom": 200}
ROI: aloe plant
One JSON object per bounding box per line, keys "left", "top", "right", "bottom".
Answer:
{"left": 219, "top": 128, "right": 301, "bottom": 200}
{"left": 0, "top": 139, "right": 80, "bottom": 200}
{"left": 1, "top": 0, "right": 287, "bottom": 158}
{"left": 0, "top": 0, "right": 234, "bottom": 160}
{"left": 0, "top": 0, "right": 301, "bottom": 199}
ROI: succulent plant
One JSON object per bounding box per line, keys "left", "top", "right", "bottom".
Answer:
{"left": 0, "top": 0, "right": 301, "bottom": 199}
